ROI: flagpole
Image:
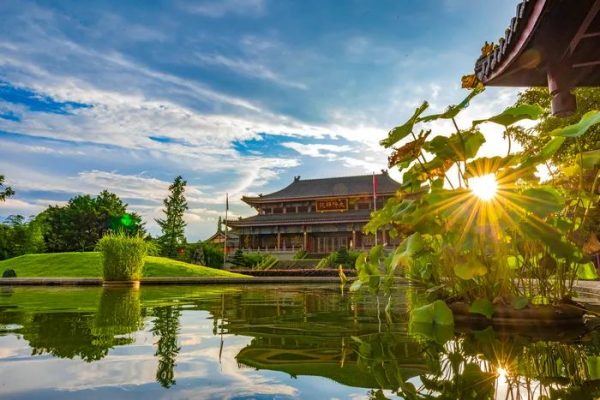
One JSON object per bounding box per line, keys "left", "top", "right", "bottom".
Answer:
{"left": 223, "top": 193, "right": 228, "bottom": 269}
{"left": 373, "top": 172, "right": 378, "bottom": 246}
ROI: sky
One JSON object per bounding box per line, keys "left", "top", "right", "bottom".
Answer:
{"left": 0, "top": 0, "right": 525, "bottom": 241}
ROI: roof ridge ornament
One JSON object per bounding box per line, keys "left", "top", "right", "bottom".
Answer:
{"left": 294, "top": 175, "right": 301, "bottom": 182}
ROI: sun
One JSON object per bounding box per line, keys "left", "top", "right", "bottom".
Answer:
{"left": 469, "top": 174, "right": 498, "bottom": 201}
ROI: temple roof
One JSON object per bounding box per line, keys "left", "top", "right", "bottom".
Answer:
{"left": 242, "top": 172, "right": 400, "bottom": 205}
{"left": 227, "top": 209, "right": 372, "bottom": 227}
{"left": 205, "top": 230, "right": 239, "bottom": 242}
{"left": 474, "top": 0, "right": 600, "bottom": 88}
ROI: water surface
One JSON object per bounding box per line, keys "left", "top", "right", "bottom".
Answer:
{"left": 1, "top": 284, "right": 600, "bottom": 399}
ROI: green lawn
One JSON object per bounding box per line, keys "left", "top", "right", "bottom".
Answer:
{"left": 0, "top": 252, "right": 248, "bottom": 278}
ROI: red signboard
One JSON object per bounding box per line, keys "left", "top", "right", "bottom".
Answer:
{"left": 315, "top": 198, "right": 348, "bottom": 212}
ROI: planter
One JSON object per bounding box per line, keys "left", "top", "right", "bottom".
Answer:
{"left": 449, "top": 301, "right": 586, "bottom": 329}
{"left": 102, "top": 280, "right": 140, "bottom": 289}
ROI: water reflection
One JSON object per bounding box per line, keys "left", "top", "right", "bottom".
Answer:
{"left": 151, "top": 306, "right": 181, "bottom": 388}
{"left": 0, "top": 285, "right": 600, "bottom": 399}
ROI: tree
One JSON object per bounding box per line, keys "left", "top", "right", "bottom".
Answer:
{"left": 0, "top": 175, "right": 14, "bottom": 202}
{"left": 513, "top": 87, "right": 600, "bottom": 240}
{"left": 37, "top": 191, "right": 145, "bottom": 253}
{"left": 231, "top": 248, "right": 244, "bottom": 266}
{"left": 156, "top": 176, "right": 188, "bottom": 258}
{"left": 514, "top": 87, "right": 600, "bottom": 162}
{"left": 217, "top": 216, "right": 223, "bottom": 233}
{"left": 0, "top": 215, "right": 45, "bottom": 260}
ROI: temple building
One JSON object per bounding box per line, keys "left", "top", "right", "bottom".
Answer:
{"left": 226, "top": 172, "right": 400, "bottom": 254}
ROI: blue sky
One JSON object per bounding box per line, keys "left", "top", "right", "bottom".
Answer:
{"left": 0, "top": 0, "right": 523, "bottom": 240}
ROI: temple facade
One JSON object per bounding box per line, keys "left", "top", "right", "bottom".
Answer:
{"left": 226, "top": 172, "right": 401, "bottom": 254}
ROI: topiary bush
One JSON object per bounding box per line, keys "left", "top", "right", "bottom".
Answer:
{"left": 96, "top": 232, "right": 150, "bottom": 281}
{"left": 2, "top": 268, "right": 16, "bottom": 278}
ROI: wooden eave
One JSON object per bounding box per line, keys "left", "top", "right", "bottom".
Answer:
{"left": 475, "top": 0, "right": 600, "bottom": 88}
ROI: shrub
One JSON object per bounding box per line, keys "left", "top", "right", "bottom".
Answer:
{"left": 231, "top": 248, "right": 245, "bottom": 266}
{"left": 316, "top": 252, "right": 337, "bottom": 269}
{"left": 201, "top": 242, "right": 224, "bottom": 268}
{"left": 254, "top": 254, "right": 279, "bottom": 270}
{"left": 165, "top": 241, "right": 223, "bottom": 268}
{"left": 96, "top": 232, "right": 149, "bottom": 281}
{"left": 293, "top": 249, "right": 307, "bottom": 260}
{"left": 2, "top": 268, "right": 16, "bottom": 278}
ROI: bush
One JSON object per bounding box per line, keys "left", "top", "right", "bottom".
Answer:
{"left": 201, "top": 242, "right": 224, "bottom": 268}
{"left": 316, "top": 252, "right": 337, "bottom": 269}
{"left": 231, "top": 248, "right": 245, "bottom": 266}
{"left": 2, "top": 268, "right": 16, "bottom": 278}
{"left": 254, "top": 254, "right": 279, "bottom": 270}
{"left": 293, "top": 249, "right": 307, "bottom": 260}
{"left": 96, "top": 232, "right": 150, "bottom": 281}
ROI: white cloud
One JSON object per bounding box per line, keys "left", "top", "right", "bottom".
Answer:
{"left": 179, "top": 0, "right": 267, "bottom": 18}
{"left": 196, "top": 52, "right": 307, "bottom": 89}
{"left": 281, "top": 142, "right": 354, "bottom": 159}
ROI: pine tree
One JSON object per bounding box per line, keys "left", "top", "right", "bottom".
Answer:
{"left": 231, "top": 248, "right": 245, "bottom": 266}
{"left": 156, "top": 176, "right": 188, "bottom": 258}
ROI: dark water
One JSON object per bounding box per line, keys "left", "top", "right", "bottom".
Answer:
{"left": 1, "top": 284, "right": 600, "bottom": 399}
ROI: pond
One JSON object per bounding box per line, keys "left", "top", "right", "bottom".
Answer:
{"left": 1, "top": 284, "right": 600, "bottom": 399}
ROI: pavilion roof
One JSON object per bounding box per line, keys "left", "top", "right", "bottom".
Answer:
{"left": 205, "top": 230, "right": 239, "bottom": 242}
{"left": 242, "top": 172, "right": 400, "bottom": 205}
{"left": 474, "top": 0, "right": 600, "bottom": 88}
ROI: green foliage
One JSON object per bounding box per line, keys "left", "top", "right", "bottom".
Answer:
{"left": 0, "top": 174, "right": 14, "bottom": 202}
{"left": 156, "top": 176, "right": 188, "bottom": 258}
{"left": 380, "top": 102, "right": 429, "bottom": 148}
{"left": 293, "top": 249, "right": 307, "bottom": 260}
{"left": 362, "top": 85, "right": 600, "bottom": 312}
{"left": 576, "top": 262, "right": 598, "bottom": 280}
{"left": 0, "top": 215, "right": 45, "bottom": 260}
{"left": 316, "top": 252, "right": 337, "bottom": 269}
{"left": 511, "top": 296, "right": 528, "bottom": 310}
{"left": 37, "top": 190, "right": 144, "bottom": 253}
{"left": 2, "top": 268, "right": 16, "bottom": 277}
{"left": 231, "top": 248, "right": 245, "bottom": 266}
{"left": 473, "top": 103, "right": 544, "bottom": 127}
{"left": 254, "top": 254, "right": 279, "bottom": 270}
{"left": 202, "top": 242, "right": 224, "bottom": 268}
{"left": 469, "top": 298, "right": 494, "bottom": 319}
{"left": 316, "top": 248, "right": 359, "bottom": 270}
{"left": 410, "top": 300, "right": 454, "bottom": 325}
{"left": 96, "top": 232, "right": 149, "bottom": 281}
{"left": 182, "top": 242, "right": 223, "bottom": 268}
{"left": 549, "top": 110, "right": 600, "bottom": 138}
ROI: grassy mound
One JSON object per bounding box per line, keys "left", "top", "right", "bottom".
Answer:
{"left": 0, "top": 252, "right": 248, "bottom": 278}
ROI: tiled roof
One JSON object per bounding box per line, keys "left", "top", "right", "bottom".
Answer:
{"left": 475, "top": 0, "right": 540, "bottom": 84}
{"left": 227, "top": 209, "right": 372, "bottom": 227}
{"left": 243, "top": 172, "right": 400, "bottom": 204}
{"left": 474, "top": 0, "right": 600, "bottom": 87}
